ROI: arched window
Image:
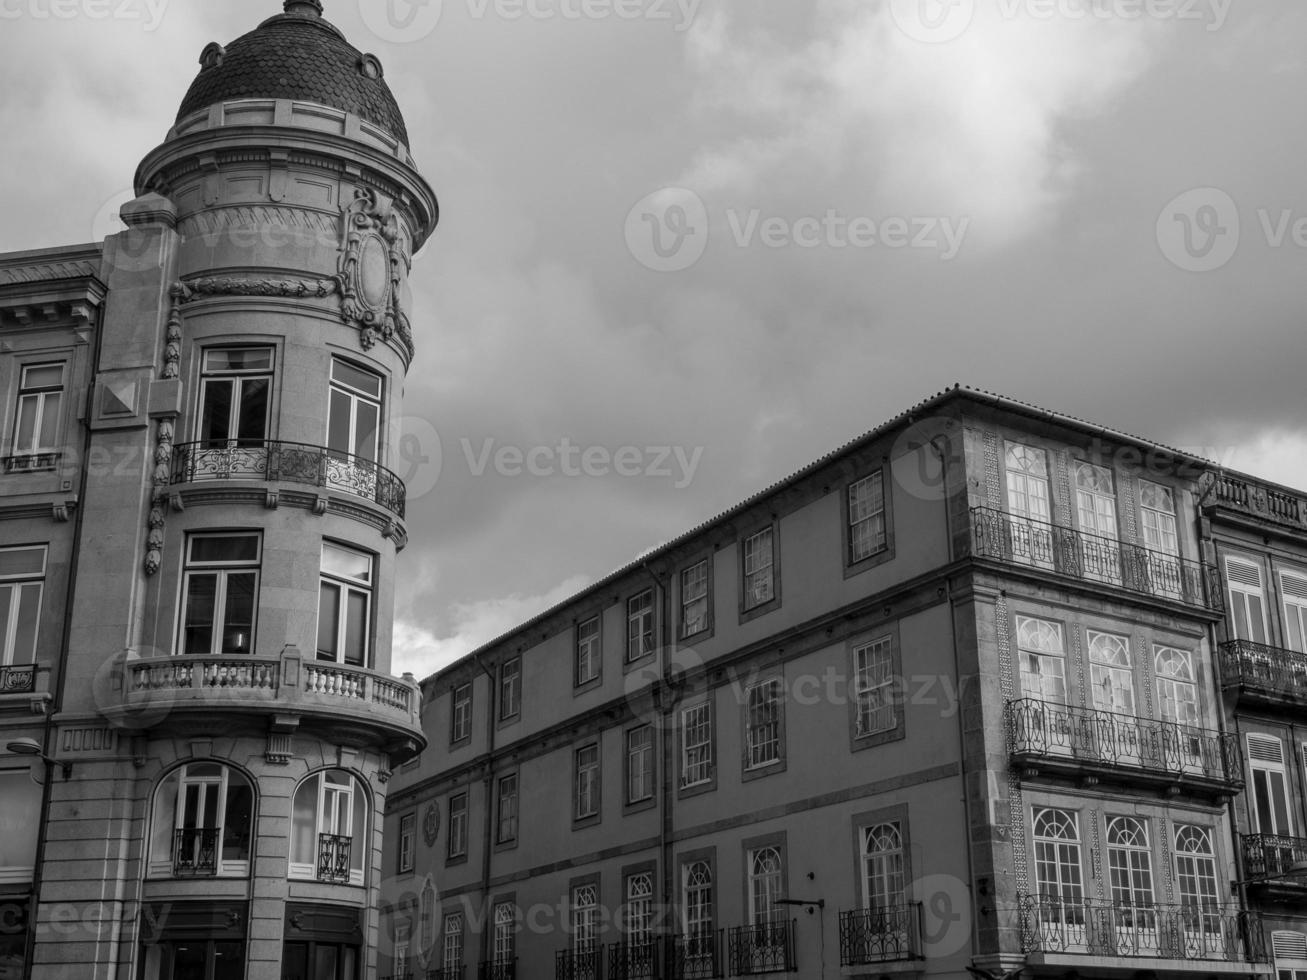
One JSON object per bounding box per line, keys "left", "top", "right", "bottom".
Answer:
{"left": 290, "top": 769, "right": 367, "bottom": 885}
{"left": 861, "top": 823, "right": 905, "bottom": 910}
{"left": 149, "top": 763, "right": 253, "bottom": 878}
{"left": 1106, "top": 816, "right": 1154, "bottom": 909}
{"left": 748, "top": 847, "right": 784, "bottom": 926}
{"left": 683, "top": 861, "right": 713, "bottom": 938}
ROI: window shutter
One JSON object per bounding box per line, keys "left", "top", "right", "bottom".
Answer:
{"left": 1273, "top": 931, "right": 1307, "bottom": 960}
{"left": 1281, "top": 571, "right": 1307, "bottom": 601}
{"left": 1226, "top": 556, "right": 1264, "bottom": 588}
{"left": 1247, "top": 733, "right": 1285, "bottom": 765}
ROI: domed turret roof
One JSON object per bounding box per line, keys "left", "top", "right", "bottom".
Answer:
{"left": 176, "top": 1, "right": 409, "bottom": 146}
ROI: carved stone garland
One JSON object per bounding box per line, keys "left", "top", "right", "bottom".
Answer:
{"left": 144, "top": 287, "right": 185, "bottom": 576}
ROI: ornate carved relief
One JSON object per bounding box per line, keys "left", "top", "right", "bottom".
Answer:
{"left": 338, "top": 187, "right": 414, "bottom": 357}
{"left": 145, "top": 286, "right": 186, "bottom": 576}
{"left": 177, "top": 206, "right": 340, "bottom": 241}
{"left": 182, "top": 276, "right": 339, "bottom": 299}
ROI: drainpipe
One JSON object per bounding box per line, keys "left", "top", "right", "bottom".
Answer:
{"left": 472, "top": 654, "right": 497, "bottom": 968}
{"left": 641, "top": 560, "right": 674, "bottom": 957}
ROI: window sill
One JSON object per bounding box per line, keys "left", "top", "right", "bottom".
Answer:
{"left": 572, "top": 813, "right": 602, "bottom": 831}
{"left": 623, "top": 796, "right": 657, "bottom": 816}
{"left": 739, "top": 597, "right": 780, "bottom": 626}
{"left": 572, "top": 676, "right": 603, "bottom": 697}
{"left": 851, "top": 726, "right": 905, "bottom": 753}
{"left": 678, "top": 778, "right": 717, "bottom": 800}
{"left": 445, "top": 853, "right": 469, "bottom": 868}
{"left": 741, "top": 758, "right": 787, "bottom": 783}
{"left": 844, "top": 545, "right": 895, "bottom": 580}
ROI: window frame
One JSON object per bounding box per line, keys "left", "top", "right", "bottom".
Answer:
{"left": 739, "top": 524, "right": 780, "bottom": 620}
{"left": 316, "top": 540, "right": 374, "bottom": 668}
{"left": 327, "top": 357, "right": 384, "bottom": 464}
{"left": 177, "top": 532, "right": 261, "bottom": 657}
{"left": 196, "top": 346, "right": 274, "bottom": 447}
{"left": 450, "top": 682, "right": 472, "bottom": 747}
{"left": 1225, "top": 553, "right": 1270, "bottom": 644}
{"left": 843, "top": 468, "right": 894, "bottom": 573}
{"left": 499, "top": 656, "right": 521, "bottom": 723}
{"left": 441, "top": 911, "right": 465, "bottom": 974}
{"left": 678, "top": 698, "right": 716, "bottom": 798}
{"left": 626, "top": 589, "right": 655, "bottom": 665}
{"left": 621, "top": 862, "right": 657, "bottom": 946}
{"left": 680, "top": 848, "right": 717, "bottom": 943}
{"left": 491, "top": 897, "right": 517, "bottom": 965}
{"left": 494, "top": 772, "right": 519, "bottom": 849}
{"left": 741, "top": 831, "right": 788, "bottom": 928}
{"left": 10, "top": 361, "right": 65, "bottom": 461}
{"left": 1247, "top": 733, "right": 1294, "bottom": 837}
{"left": 575, "top": 615, "right": 603, "bottom": 690}
{"left": 624, "top": 724, "right": 656, "bottom": 812}
{"left": 446, "top": 790, "right": 469, "bottom": 864}
{"left": 0, "top": 544, "right": 45, "bottom": 668}
{"left": 569, "top": 874, "right": 602, "bottom": 952}
{"left": 1015, "top": 615, "right": 1068, "bottom": 705}
{"left": 679, "top": 556, "right": 713, "bottom": 640}
{"left": 848, "top": 625, "right": 905, "bottom": 750}
{"left": 741, "top": 675, "right": 786, "bottom": 779}
{"left": 573, "top": 741, "right": 602, "bottom": 827}
{"left": 851, "top": 804, "right": 912, "bottom": 913}
{"left": 397, "top": 812, "right": 415, "bottom": 874}
{"left": 288, "top": 768, "right": 368, "bottom": 886}
{"left": 148, "top": 762, "right": 255, "bottom": 880}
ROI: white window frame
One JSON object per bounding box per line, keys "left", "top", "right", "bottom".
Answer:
{"left": 499, "top": 657, "right": 521, "bottom": 721}
{"left": 683, "top": 860, "right": 714, "bottom": 939}
{"left": 316, "top": 541, "right": 373, "bottom": 667}
{"left": 1016, "top": 616, "right": 1067, "bottom": 704}
{"left": 493, "top": 901, "right": 516, "bottom": 964}
{"left": 288, "top": 769, "right": 366, "bottom": 886}
{"left": 11, "top": 362, "right": 64, "bottom": 456}
{"left": 744, "top": 679, "right": 783, "bottom": 770}
{"left": 448, "top": 791, "right": 468, "bottom": 859}
{"left": 574, "top": 743, "right": 600, "bottom": 821}
{"left": 451, "top": 683, "right": 472, "bottom": 744}
{"left": 1247, "top": 734, "right": 1294, "bottom": 836}
{"left": 442, "top": 912, "right": 464, "bottom": 973}
{"left": 747, "top": 846, "right": 785, "bottom": 927}
{"left": 627, "top": 590, "right": 654, "bottom": 663}
{"left": 742, "top": 528, "right": 775, "bottom": 610}
{"left": 681, "top": 560, "right": 709, "bottom": 637}
{"left": 848, "top": 471, "right": 887, "bottom": 563}
{"left": 178, "top": 533, "right": 260, "bottom": 656}
{"left": 1088, "top": 631, "right": 1135, "bottom": 716}
{"left": 626, "top": 725, "right": 654, "bottom": 805}
{"left": 1139, "top": 480, "right": 1179, "bottom": 556}
{"left": 1279, "top": 569, "right": 1307, "bottom": 654}
{"left": 861, "top": 822, "right": 905, "bottom": 911}
{"left": 576, "top": 616, "right": 601, "bottom": 686}
{"left": 681, "top": 702, "right": 713, "bottom": 788}
{"left": 148, "top": 762, "right": 254, "bottom": 879}
{"left": 1105, "top": 816, "right": 1155, "bottom": 908}
{"left": 496, "top": 774, "right": 518, "bottom": 844}
{"left": 1226, "top": 555, "right": 1270, "bottom": 644}
{"left": 327, "top": 358, "right": 383, "bottom": 463}
{"left": 1005, "top": 443, "right": 1052, "bottom": 566}
{"left": 854, "top": 637, "right": 895, "bottom": 737}
{"left": 626, "top": 871, "right": 654, "bottom": 944}
{"left": 572, "top": 883, "right": 599, "bottom": 951}
{"left": 397, "top": 813, "right": 415, "bottom": 874}
{"left": 197, "top": 347, "right": 274, "bottom": 447}
{"left": 0, "top": 545, "right": 45, "bottom": 667}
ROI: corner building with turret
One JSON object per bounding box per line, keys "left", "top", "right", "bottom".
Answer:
{"left": 0, "top": 3, "right": 436, "bottom": 977}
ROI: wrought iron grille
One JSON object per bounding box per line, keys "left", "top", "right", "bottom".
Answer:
{"left": 477, "top": 961, "right": 516, "bottom": 980}
{"left": 726, "top": 921, "right": 796, "bottom": 975}
{"left": 2, "top": 452, "right": 60, "bottom": 473}
{"left": 555, "top": 946, "right": 603, "bottom": 980}
{"left": 427, "top": 970, "right": 465, "bottom": 980}
{"left": 172, "top": 827, "right": 219, "bottom": 876}
{"left": 669, "top": 931, "right": 723, "bottom": 979}
{"left": 607, "top": 940, "right": 658, "bottom": 980}
{"left": 1242, "top": 833, "right": 1307, "bottom": 883}
{"left": 838, "top": 904, "right": 922, "bottom": 965}
{"left": 1219, "top": 640, "right": 1307, "bottom": 702}
{"left": 970, "top": 506, "right": 1220, "bottom": 610}
{"left": 1018, "top": 895, "right": 1266, "bottom": 962}
{"left": 1005, "top": 698, "right": 1241, "bottom": 785}
{"left": 0, "top": 664, "right": 36, "bottom": 694}
{"left": 317, "top": 832, "right": 352, "bottom": 883}
{"left": 172, "top": 440, "right": 406, "bottom": 519}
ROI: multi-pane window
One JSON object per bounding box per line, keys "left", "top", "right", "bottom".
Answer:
{"left": 626, "top": 726, "right": 654, "bottom": 804}
{"left": 848, "top": 472, "right": 887, "bottom": 563}
{"left": 451, "top": 683, "right": 472, "bottom": 744}
{"left": 681, "top": 702, "right": 713, "bottom": 787}
{"left": 0, "top": 546, "right": 44, "bottom": 666}
{"left": 1226, "top": 556, "right": 1269, "bottom": 643}
{"left": 626, "top": 872, "right": 654, "bottom": 945}
{"left": 748, "top": 847, "right": 784, "bottom": 926}
{"left": 1032, "top": 808, "right": 1083, "bottom": 905}
{"left": 1139, "top": 480, "right": 1179, "bottom": 555}
{"left": 1006, "top": 443, "right": 1052, "bottom": 564}
{"left": 575, "top": 744, "right": 600, "bottom": 821}
{"left": 1017, "top": 617, "right": 1067, "bottom": 703}
{"left": 149, "top": 762, "right": 254, "bottom": 878}
{"left": 1273, "top": 931, "right": 1307, "bottom": 980}
{"left": 1155, "top": 647, "right": 1199, "bottom": 726}
{"left": 397, "top": 813, "right": 415, "bottom": 873}
{"left": 744, "top": 680, "right": 782, "bottom": 770}
{"left": 627, "top": 590, "right": 654, "bottom": 663}
{"left": 683, "top": 860, "right": 714, "bottom": 938}
{"left": 681, "top": 561, "right": 709, "bottom": 637}
{"left": 493, "top": 902, "right": 516, "bottom": 964}
{"left": 289, "top": 769, "right": 367, "bottom": 885}
{"left": 499, "top": 657, "right": 521, "bottom": 721}
{"left": 327, "top": 358, "right": 383, "bottom": 463}
{"left": 576, "top": 616, "right": 601, "bottom": 686}
{"left": 442, "top": 913, "right": 464, "bottom": 973}
{"left": 1280, "top": 571, "right": 1307, "bottom": 653}
{"left": 180, "top": 533, "right": 260, "bottom": 655}
{"left": 1088, "top": 632, "right": 1134, "bottom": 714}
{"left": 1174, "top": 825, "right": 1219, "bottom": 908}
{"left": 496, "top": 774, "right": 518, "bottom": 844}
{"left": 11, "top": 363, "right": 64, "bottom": 457}
{"left": 854, "top": 637, "right": 895, "bottom": 737}
{"left": 394, "top": 923, "right": 410, "bottom": 976}
{"left": 447, "top": 792, "right": 468, "bottom": 859}
{"left": 572, "top": 884, "right": 599, "bottom": 950}
{"left": 1075, "top": 462, "right": 1120, "bottom": 581}
{"left": 1106, "top": 816, "right": 1155, "bottom": 908}
{"left": 743, "top": 528, "right": 775, "bottom": 610}
{"left": 1248, "top": 735, "right": 1294, "bottom": 836}
{"left": 317, "top": 542, "right": 372, "bottom": 666}
{"left": 198, "top": 348, "right": 272, "bottom": 446}
{"left": 861, "top": 823, "right": 905, "bottom": 910}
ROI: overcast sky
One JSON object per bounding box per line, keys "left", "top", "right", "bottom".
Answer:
{"left": 2, "top": 0, "right": 1305, "bottom": 679}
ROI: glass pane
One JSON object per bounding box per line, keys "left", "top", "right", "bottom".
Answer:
{"left": 190, "top": 535, "right": 258, "bottom": 564}
{"left": 206, "top": 347, "right": 272, "bottom": 372}
{"left": 0, "top": 546, "right": 45, "bottom": 577}
{"left": 13, "top": 395, "right": 37, "bottom": 452}
{"left": 351, "top": 783, "right": 366, "bottom": 871}
{"left": 12, "top": 583, "right": 40, "bottom": 664}
{"left": 332, "top": 360, "right": 383, "bottom": 398}
{"left": 38, "top": 392, "right": 60, "bottom": 448}
{"left": 181, "top": 784, "right": 200, "bottom": 829}
{"left": 213, "top": 942, "right": 245, "bottom": 980}
{"left": 344, "top": 590, "right": 367, "bottom": 666}
{"left": 223, "top": 781, "right": 253, "bottom": 862}
{"left": 222, "top": 573, "right": 255, "bottom": 654}
{"left": 291, "top": 778, "right": 317, "bottom": 864}
{"left": 201, "top": 379, "right": 234, "bottom": 443}
{"left": 314, "top": 945, "right": 338, "bottom": 979}
{"left": 317, "top": 583, "right": 340, "bottom": 660}
{"left": 23, "top": 364, "right": 63, "bottom": 388}
{"left": 150, "top": 773, "right": 178, "bottom": 865}
{"left": 322, "top": 543, "right": 372, "bottom": 583}
{"left": 173, "top": 941, "right": 207, "bottom": 980}
{"left": 183, "top": 575, "right": 217, "bottom": 655}
{"left": 353, "top": 401, "right": 379, "bottom": 461}
{"left": 342, "top": 946, "right": 357, "bottom": 980}
{"left": 328, "top": 389, "right": 353, "bottom": 455}
{"left": 236, "top": 379, "right": 269, "bottom": 443}
{"left": 282, "top": 943, "right": 309, "bottom": 980}
{"left": 201, "top": 784, "right": 220, "bottom": 827}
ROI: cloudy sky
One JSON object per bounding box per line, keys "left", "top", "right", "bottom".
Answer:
{"left": 1, "top": 0, "right": 1304, "bottom": 679}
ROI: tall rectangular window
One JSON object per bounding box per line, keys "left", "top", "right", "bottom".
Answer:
{"left": 575, "top": 744, "right": 600, "bottom": 821}
{"left": 681, "top": 702, "right": 713, "bottom": 788}
{"left": 442, "top": 913, "right": 464, "bottom": 973}
{"left": 1174, "top": 825, "right": 1219, "bottom": 909}
{"left": 1106, "top": 816, "right": 1155, "bottom": 909}
{"left": 1088, "top": 632, "right": 1134, "bottom": 715}
{"left": 180, "top": 533, "right": 259, "bottom": 655}
{"left": 1032, "top": 808, "right": 1083, "bottom": 905}
{"left": 742, "top": 528, "right": 775, "bottom": 610}
{"left": 744, "top": 680, "right": 782, "bottom": 770}
{"left": 627, "top": 590, "right": 654, "bottom": 663}
{"left": 626, "top": 872, "right": 654, "bottom": 945}
{"left": 575, "top": 616, "right": 601, "bottom": 686}
{"left": 496, "top": 775, "right": 518, "bottom": 844}
{"left": 499, "top": 657, "right": 521, "bottom": 721}
{"left": 572, "top": 884, "right": 598, "bottom": 951}
{"left": 860, "top": 823, "right": 905, "bottom": 910}
{"left": 0, "top": 546, "right": 45, "bottom": 667}
{"left": 1280, "top": 571, "right": 1307, "bottom": 654}
{"left": 848, "top": 472, "right": 886, "bottom": 563}
{"left": 1139, "top": 480, "right": 1179, "bottom": 555}
{"left": 1248, "top": 735, "right": 1294, "bottom": 836}
{"left": 198, "top": 348, "right": 272, "bottom": 446}
{"left": 447, "top": 792, "right": 468, "bottom": 859}
{"left": 626, "top": 726, "right": 654, "bottom": 804}
{"left": 317, "top": 542, "right": 372, "bottom": 666}
{"left": 747, "top": 846, "right": 785, "bottom": 926}
{"left": 681, "top": 560, "right": 709, "bottom": 637}
{"left": 1226, "top": 555, "right": 1269, "bottom": 643}
{"left": 450, "top": 683, "right": 472, "bottom": 744}
{"left": 854, "top": 637, "right": 895, "bottom": 736}
{"left": 1016, "top": 616, "right": 1067, "bottom": 703}
{"left": 683, "top": 859, "right": 714, "bottom": 950}
{"left": 1005, "top": 443, "right": 1052, "bottom": 565}
{"left": 397, "top": 813, "right": 414, "bottom": 873}
{"left": 493, "top": 902, "right": 516, "bottom": 964}
{"left": 11, "top": 363, "right": 63, "bottom": 458}
{"left": 327, "top": 359, "right": 383, "bottom": 462}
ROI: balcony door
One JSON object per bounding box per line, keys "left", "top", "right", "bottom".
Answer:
{"left": 1155, "top": 646, "right": 1202, "bottom": 769}
{"left": 1032, "top": 808, "right": 1086, "bottom": 951}
{"left": 199, "top": 348, "right": 272, "bottom": 448}
{"left": 1248, "top": 735, "right": 1294, "bottom": 838}
{"left": 1226, "top": 556, "right": 1269, "bottom": 644}
{"left": 1105, "top": 817, "right": 1157, "bottom": 954}
{"left": 1075, "top": 463, "right": 1121, "bottom": 583}
{"left": 1005, "top": 444, "right": 1052, "bottom": 566}
{"left": 1280, "top": 571, "right": 1307, "bottom": 656}
{"left": 746, "top": 846, "right": 786, "bottom": 969}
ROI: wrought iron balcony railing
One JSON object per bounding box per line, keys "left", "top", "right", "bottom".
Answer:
{"left": 0, "top": 664, "right": 36, "bottom": 694}
{"left": 172, "top": 440, "right": 406, "bottom": 519}
{"left": 1019, "top": 894, "right": 1266, "bottom": 962}
{"left": 669, "top": 931, "right": 723, "bottom": 979}
{"left": 427, "top": 969, "right": 465, "bottom": 980}
{"left": 317, "top": 832, "right": 351, "bottom": 883}
{"left": 477, "top": 960, "right": 516, "bottom": 980}
{"left": 726, "top": 921, "right": 796, "bottom": 976}
{"left": 1242, "top": 833, "right": 1307, "bottom": 886}
{"left": 970, "top": 506, "right": 1220, "bottom": 611}
{"left": 839, "top": 904, "right": 923, "bottom": 966}
{"left": 555, "top": 946, "right": 603, "bottom": 980}
{"left": 172, "top": 827, "right": 219, "bottom": 876}
{"left": 607, "top": 940, "right": 658, "bottom": 980}
{"left": 1006, "top": 698, "right": 1242, "bottom": 791}
{"left": 1219, "top": 640, "right": 1307, "bottom": 706}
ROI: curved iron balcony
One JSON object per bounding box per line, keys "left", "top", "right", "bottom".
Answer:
{"left": 971, "top": 506, "right": 1221, "bottom": 612}
{"left": 1018, "top": 894, "right": 1266, "bottom": 963}
{"left": 102, "top": 648, "right": 425, "bottom": 757}
{"left": 1006, "top": 698, "right": 1242, "bottom": 796}
{"left": 1241, "top": 833, "right": 1307, "bottom": 890}
{"left": 172, "top": 440, "right": 406, "bottom": 520}
{"left": 839, "top": 903, "right": 923, "bottom": 966}
{"left": 1219, "top": 640, "right": 1307, "bottom": 708}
